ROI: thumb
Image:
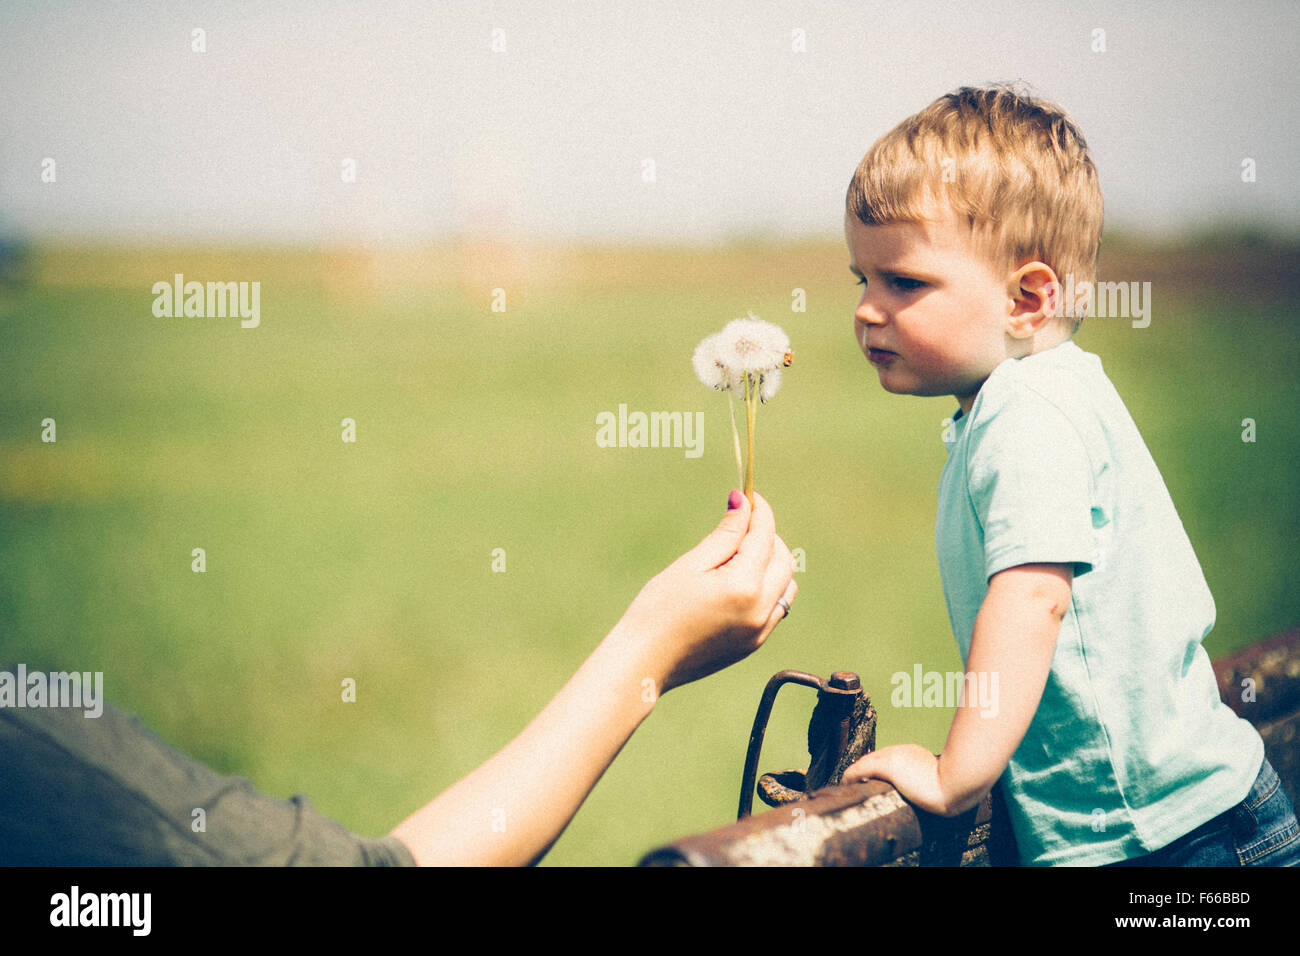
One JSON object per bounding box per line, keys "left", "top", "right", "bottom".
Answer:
{"left": 687, "top": 490, "right": 751, "bottom": 570}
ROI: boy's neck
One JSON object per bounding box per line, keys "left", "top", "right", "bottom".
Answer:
{"left": 955, "top": 335, "right": 1075, "bottom": 414}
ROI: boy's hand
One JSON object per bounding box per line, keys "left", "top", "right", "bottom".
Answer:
{"left": 609, "top": 490, "right": 797, "bottom": 696}
{"left": 844, "top": 744, "right": 946, "bottom": 812}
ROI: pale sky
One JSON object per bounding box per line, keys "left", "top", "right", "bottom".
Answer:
{"left": 2, "top": 0, "right": 1296, "bottom": 242}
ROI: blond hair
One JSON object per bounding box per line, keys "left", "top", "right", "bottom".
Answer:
{"left": 846, "top": 84, "right": 1103, "bottom": 330}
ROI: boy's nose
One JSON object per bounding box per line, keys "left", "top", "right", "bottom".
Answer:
{"left": 854, "top": 291, "right": 886, "bottom": 325}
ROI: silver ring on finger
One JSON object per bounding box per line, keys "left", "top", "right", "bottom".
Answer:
{"left": 777, "top": 597, "right": 792, "bottom": 619}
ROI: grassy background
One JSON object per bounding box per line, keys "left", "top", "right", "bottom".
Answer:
{"left": 1, "top": 237, "right": 1297, "bottom": 865}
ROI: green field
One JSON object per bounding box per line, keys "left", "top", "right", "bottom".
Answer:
{"left": 2, "top": 238, "right": 1298, "bottom": 865}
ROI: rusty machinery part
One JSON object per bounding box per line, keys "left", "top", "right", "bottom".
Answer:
{"left": 737, "top": 669, "right": 876, "bottom": 820}
{"left": 756, "top": 769, "right": 807, "bottom": 807}
{"left": 643, "top": 779, "right": 1004, "bottom": 867}
{"left": 1212, "top": 626, "right": 1300, "bottom": 811}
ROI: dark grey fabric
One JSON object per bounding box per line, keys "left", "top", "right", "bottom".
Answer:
{"left": 0, "top": 698, "right": 414, "bottom": 867}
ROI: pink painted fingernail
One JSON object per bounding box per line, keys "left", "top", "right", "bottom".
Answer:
{"left": 727, "top": 489, "right": 744, "bottom": 511}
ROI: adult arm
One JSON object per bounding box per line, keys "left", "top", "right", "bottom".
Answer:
{"left": 389, "top": 491, "right": 796, "bottom": 865}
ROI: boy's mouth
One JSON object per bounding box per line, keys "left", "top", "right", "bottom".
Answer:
{"left": 867, "top": 348, "right": 897, "bottom": 365}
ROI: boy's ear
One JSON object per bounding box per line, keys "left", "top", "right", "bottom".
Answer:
{"left": 1005, "top": 262, "right": 1061, "bottom": 340}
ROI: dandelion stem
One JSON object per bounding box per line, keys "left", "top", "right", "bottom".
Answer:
{"left": 744, "top": 371, "right": 757, "bottom": 506}
{"left": 728, "top": 392, "right": 744, "bottom": 490}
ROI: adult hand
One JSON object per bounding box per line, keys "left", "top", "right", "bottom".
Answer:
{"left": 609, "top": 489, "right": 797, "bottom": 697}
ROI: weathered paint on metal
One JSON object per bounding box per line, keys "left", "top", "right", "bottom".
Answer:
{"left": 640, "top": 780, "right": 998, "bottom": 867}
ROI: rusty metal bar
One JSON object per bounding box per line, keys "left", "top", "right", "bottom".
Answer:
{"left": 1213, "top": 626, "right": 1300, "bottom": 810}
{"left": 643, "top": 780, "right": 1004, "bottom": 867}
{"left": 1214, "top": 627, "right": 1300, "bottom": 724}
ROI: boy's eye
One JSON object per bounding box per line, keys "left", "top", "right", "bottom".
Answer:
{"left": 889, "top": 276, "right": 925, "bottom": 292}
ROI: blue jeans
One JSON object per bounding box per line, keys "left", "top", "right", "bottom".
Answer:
{"left": 1105, "top": 757, "right": 1300, "bottom": 867}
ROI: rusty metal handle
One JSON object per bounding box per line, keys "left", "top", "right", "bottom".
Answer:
{"left": 737, "top": 670, "right": 826, "bottom": 819}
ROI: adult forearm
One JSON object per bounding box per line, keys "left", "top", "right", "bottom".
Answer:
{"left": 388, "top": 491, "right": 795, "bottom": 865}
{"left": 389, "top": 627, "right": 657, "bottom": 866}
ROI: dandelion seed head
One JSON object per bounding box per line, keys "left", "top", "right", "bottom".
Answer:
{"left": 717, "top": 312, "right": 791, "bottom": 374}
{"left": 692, "top": 333, "right": 740, "bottom": 391}
{"left": 694, "top": 313, "right": 791, "bottom": 404}
{"left": 758, "top": 367, "right": 783, "bottom": 403}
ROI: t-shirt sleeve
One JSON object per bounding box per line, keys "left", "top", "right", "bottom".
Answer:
{"left": 964, "top": 387, "right": 1097, "bottom": 581}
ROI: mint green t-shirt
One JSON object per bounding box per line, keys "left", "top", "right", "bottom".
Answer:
{"left": 936, "top": 340, "right": 1262, "bottom": 866}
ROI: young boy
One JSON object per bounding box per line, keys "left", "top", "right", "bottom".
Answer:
{"left": 840, "top": 84, "right": 1298, "bottom": 866}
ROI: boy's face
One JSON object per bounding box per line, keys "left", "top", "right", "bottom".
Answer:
{"left": 844, "top": 207, "right": 1019, "bottom": 414}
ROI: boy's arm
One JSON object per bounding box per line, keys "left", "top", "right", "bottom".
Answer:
{"left": 844, "top": 562, "right": 1072, "bottom": 817}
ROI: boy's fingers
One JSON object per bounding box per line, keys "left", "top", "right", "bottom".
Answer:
{"left": 842, "top": 752, "right": 878, "bottom": 783}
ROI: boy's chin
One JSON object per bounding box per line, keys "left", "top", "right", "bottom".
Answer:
{"left": 870, "top": 366, "right": 983, "bottom": 409}
{"left": 872, "top": 370, "right": 928, "bottom": 397}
